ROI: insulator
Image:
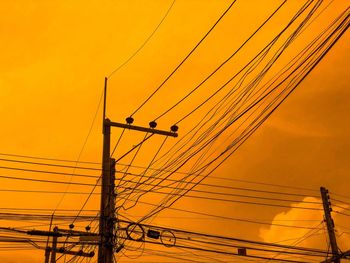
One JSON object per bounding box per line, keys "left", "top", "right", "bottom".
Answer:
{"left": 238, "top": 248, "right": 247, "bottom": 256}
{"left": 149, "top": 121, "right": 157, "bottom": 128}
{"left": 147, "top": 229, "right": 160, "bottom": 239}
{"left": 170, "top": 125, "right": 178, "bottom": 132}
{"left": 115, "top": 244, "right": 124, "bottom": 253}
{"left": 69, "top": 223, "right": 74, "bottom": 229}
{"left": 126, "top": 116, "right": 134, "bottom": 124}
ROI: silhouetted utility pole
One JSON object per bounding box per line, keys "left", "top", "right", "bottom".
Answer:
{"left": 50, "top": 227, "right": 59, "bottom": 263}
{"left": 320, "top": 187, "right": 340, "bottom": 263}
{"left": 44, "top": 247, "right": 51, "bottom": 263}
{"left": 98, "top": 106, "right": 114, "bottom": 263}
{"left": 44, "top": 214, "right": 54, "bottom": 263}
{"left": 98, "top": 78, "right": 178, "bottom": 263}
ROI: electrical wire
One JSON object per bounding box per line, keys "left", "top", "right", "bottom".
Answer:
{"left": 122, "top": 0, "right": 318, "bottom": 212}
{"left": 153, "top": 0, "right": 288, "bottom": 122}
{"left": 0, "top": 174, "right": 96, "bottom": 186}
{"left": 116, "top": 196, "right": 319, "bottom": 230}
{"left": 132, "top": 3, "right": 350, "bottom": 223}
{"left": 129, "top": 0, "right": 238, "bottom": 117}
{"left": 0, "top": 157, "right": 100, "bottom": 171}
{"left": 107, "top": 0, "right": 177, "bottom": 78}
{"left": 0, "top": 153, "right": 100, "bottom": 165}
{"left": 0, "top": 165, "right": 99, "bottom": 179}
{"left": 0, "top": 154, "right": 319, "bottom": 194}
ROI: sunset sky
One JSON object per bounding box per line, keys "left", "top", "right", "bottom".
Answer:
{"left": 0, "top": 0, "right": 349, "bottom": 262}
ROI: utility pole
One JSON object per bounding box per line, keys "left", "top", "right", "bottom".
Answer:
{"left": 98, "top": 78, "right": 178, "bottom": 263}
{"left": 50, "top": 227, "right": 59, "bottom": 263}
{"left": 320, "top": 186, "right": 340, "bottom": 263}
{"left": 44, "top": 214, "right": 54, "bottom": 263}
{"left": 44, "top": 247, "right": 51, "bottom": 263}
{"left": 98, "top": 117, "right": 113, "bottom": 262}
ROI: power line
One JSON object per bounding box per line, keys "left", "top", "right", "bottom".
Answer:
{"left": 0, "top": 174, "right": 96, "bottom": 186}
{"left": 0, "top": 153, "right": 100, "bottom": 165}
{"left": 135, "top": 2, "right": 350, "bottom": 222}
{"left": 118, "top": 186, "right": 322, "bottom": 210}
{"left": 129, "top": 0, "right": 238, "bottom": 117}
{"left": 0, "top": 189, "right": 100, "bottom": 195}
{"left": 153, "top": 0, "right": 288, "bottom": 121}
{"left": 117, "top": 163, "right": 317, "bottom": 192}
{"left": 119, "top": 136, "right": 169, "bottom": 209}
{"left": 107, "top": 0, "right": 177, "bottom": 78}
{"left": 0, "top": 165, "right": 99, "bottom": 179}
{"left": 117, "top": 173, "right": 318, "bottom": 198}
{"left": 0, "top": 153, "right": 319, "bottom": 194}
{"left": 117, "top": 236, "right": 313, "bottom": 263}
{"left": 0, "top": 207, "right": 98, "bottom": 213}
{"left": 117, "top": 196, "right": 319, "bottom": 230}
{"left": 118, "top": 219, "right": 329, "bottom": 254}
{"left": 118, "top": 180, "right": 321, "bottom": 204}
{"left": 0, "top": 157, "right": 100, "bottom": 171}
{"left": 0, "top": 213, "right": 97, "bottom": 221}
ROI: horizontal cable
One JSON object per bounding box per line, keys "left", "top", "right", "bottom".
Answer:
{"left": 0, "top": 165, "right": 99, "bottom": 179}
{"left": 117, "top": 236, "right": 311, "bottom": 263}
{"left": 0, "top": 207, "right": 98, "bottom": 212}
{"left": 0, "top": 157, "right": 319, "bottom": 195}
{"left": 0, "top": 174, "right": 97, "bottom": 186}
{"left": 0, "top": 155, "right": 319, "bottom": 194}
{"left": 0, "top": 189, "right": 100, "bottom": 195}
{"left": 117, "top": 162, "right": 318, "bottom": 193}
{"left": 0, "top": 158, "right": 100, "bottom": 171}
{"left": 118, "top": 219, "right": 328, "bottom": 255}
{"left": 117, "top": 197, "right": 319, "bottom": 229}
{"left": 119, "top": 187, "right": 322, "bottom": 209}
{"left": 118, "top": 176, "right": 318, "bottom": 198}
{"left": 0, "top": 152, "right": 100, "bottom": 165}
{"left": 333, "top": 210, "right": 350, "bottom": 217}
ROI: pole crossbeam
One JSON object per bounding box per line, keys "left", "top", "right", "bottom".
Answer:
{"left": 107, "top": 120, "right": 178, "bottom": 137}
{"left": 22, "top": 227, "right": 95, "bottom": 261}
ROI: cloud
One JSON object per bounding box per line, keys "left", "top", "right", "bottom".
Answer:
{"left": 259, "top": 197, "right": 350, "bottom": 260}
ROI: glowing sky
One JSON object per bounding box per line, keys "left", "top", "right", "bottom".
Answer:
{"left": 0, "top": 0, "right": 349, "bottom": 262}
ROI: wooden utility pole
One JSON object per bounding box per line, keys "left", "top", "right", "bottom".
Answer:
{"left": 50, "top": 227, "right": 59, "bottom": 263}
{"left": 44, "top": 214, "right": 54, "bottom": 263}
{"left": 98, "top": 117, "right": 114, "bottom": 263}
{"left": 320, "top": 187, "right": 340, "bottom": 263}
{"left": 98, "top": 78, "right": 178, "bottom": 263}
{"left": 44, "top": 247, "right": 51, "bottom": 263}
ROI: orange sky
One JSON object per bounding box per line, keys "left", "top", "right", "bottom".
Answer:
{"left": 0, "top": 0, "right": 349, "bottom": 262}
